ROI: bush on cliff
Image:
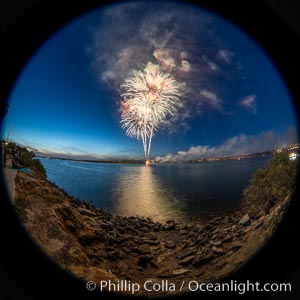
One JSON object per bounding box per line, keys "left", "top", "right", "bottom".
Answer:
{"left": 242, "top": 153, "right": 297, "bottom": 214}
{"left": 19, "top": 147, "right": 46, "bottom": 176}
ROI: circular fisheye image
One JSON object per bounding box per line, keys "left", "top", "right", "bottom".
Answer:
{"left": 0, "top": 0, "right": 299, "bottom": 297}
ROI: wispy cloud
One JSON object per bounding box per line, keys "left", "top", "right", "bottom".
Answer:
{"left": 238, "top": 94, "right": 257, "bottom": 114}
{"left": 155, "top": 127, "right": 298, "bottom": 162}
{"left": 199, "top": 89, "right": 223, "bottom": 111}
{"left": 217, "top": 49, "right": 235, "bottom": 64}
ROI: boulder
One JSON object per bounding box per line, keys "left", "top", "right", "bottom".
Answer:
{"left": 179, "top": 255, "right": 195, "bottom": 266}
{"left": 239, "top": 214, "right": 250, "bottom": 226}
{"left": 173, "top": 268, "right": 189, "bottom": 276}
{"left": 138, "top": 254, "right": 154, "bottom": 266}
{"left": 212, "top": 246, "right": 224, "bottom": 254}
{"left": 165, "top": 241, "right": 176, "bottom": 249}
{"left": 193, "top": 254, "right": 214, "bottom": 267}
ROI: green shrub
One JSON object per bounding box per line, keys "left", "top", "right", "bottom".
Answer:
{"left": 18, "top": 147, "right": 46, "bottom": 177}
{"left": 242, "top": 153, "right": 298, "bottom": 214}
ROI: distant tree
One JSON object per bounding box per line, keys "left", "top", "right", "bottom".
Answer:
{"left": 242, "top": 153, "right": 297, "bottom": 214}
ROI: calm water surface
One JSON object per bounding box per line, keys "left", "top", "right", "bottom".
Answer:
{"left": 38, "top": 156, "right": 271, "bottom": 222}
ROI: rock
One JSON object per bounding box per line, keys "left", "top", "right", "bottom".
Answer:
{"left": 178, "top": 248, "right": 197, "bottom": 259}
{"left": 142, "top": 239, "right": 159, "bottom": 246}
{"left": 165, "top": 222, "right": 176, "bottom": 230}
{"left": 55, "top": 207, "right": 83, "bottom": 231}
{"left": 147, "top": 234, "right": 158, "bottom": 241}
{"left": 137, "top": 245, "right": 151, "bottom": 255}
{"left": 212, "top": 246, "right": 224, "bottom": 254}
{"left": 165, "top": 241, "right": 176, "bottom": 249}
{"left": 153, "top": 224, "right": 161, "bottom": 232}
{"left": 193, "top": 254, "right": 214, "bottom": 267}
{"left": 173, "top": 268, "right": 189, "bottom": 276}
{"left": 166, "top": 219, "right": 175, "bottom": 224}
{"left": 140, "top": 226, "right": 150, "bottom": 233}
{"left": 138, "top": 254, "right": 154, "bottom": 266}
{"left": 187, "top": 232, "right": 196, "bottom": 238}
{"left": 239, "top": 214, "right": 250, "bottom": 226}
{"left": 231, "top": 243, "right": 242, "bottom": 251}
{"left": 108, "top": 250, "right": 120, "bottom": 260}
{"left": 222, "top": 236, "right": 233, "bottom": 243}
{"left": 211, "top": 234, "right": 219, "bottom": 240}
{"left": 77, "top": 230, "right": 98, "bottom": 245}
{"left": 210, "top": 216, "right": 222, "bottom": 224}
{"left": 203, "top": 224, "right": 213, "bottom": 231}
{"left": 93, "top": 230, "right": 106, "bottom": 241}
{"left": 179, "top": 255, "right": 195, "bottom": 266}
{"left": 252, "top": 221, "right": 263, "bottom": 229}
{"left": 210, "top": 240, "right": 222, "bottom": 246}
{"left": 100, "top": 222, "right": 112, "bottom": 230}
{"left": 78, "top": 207, "right": 97, "bottom": 217}
{"left": 180, "top": 229, "right": 188, "bottom": 236}
{"left": 157, "top": 270, "right": 173, "bottom": 278}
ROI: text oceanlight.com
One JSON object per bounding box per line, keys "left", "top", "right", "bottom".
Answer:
{"left": 86, "top": 280, "right": 292, "bottom": 294}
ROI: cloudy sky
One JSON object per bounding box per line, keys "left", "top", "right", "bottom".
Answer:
{"left": 1, "top": 1, "right": 298, "bottom": 160}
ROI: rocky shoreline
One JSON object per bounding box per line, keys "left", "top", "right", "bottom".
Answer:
{"left": 13, "top": 168, "right": 290, "bottom": 296}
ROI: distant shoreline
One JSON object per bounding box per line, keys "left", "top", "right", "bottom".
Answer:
{"left": 35, "top": 151, "right": 274, "bottom": 165}
{"left": 35, "top": 156, "right": 145, "bottom": 164}
{"left": 32, "top": 142, "right": 299, "bottom": 165}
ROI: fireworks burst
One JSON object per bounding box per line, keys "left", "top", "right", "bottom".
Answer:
{"left": 120, "top": 62, "right": 181, "bottom": 160}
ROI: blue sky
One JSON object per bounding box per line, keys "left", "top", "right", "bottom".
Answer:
{"left": 1, "top": 1, "right": 298, "bottom": 160}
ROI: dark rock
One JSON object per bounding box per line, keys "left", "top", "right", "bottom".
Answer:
{"left": 77, "top": 230, "right": 98, "bottom": 245}
{"left": 203, "top": 224, "right": 212, "bottom": 231}
{"left": 187, "top": 232, "right": 196, "bottom": 238}
{"left": 137, "top": 245, "right": 151, "bottom": 255}
{"left": 236, "top": 230, "right": 245, "bottom": 237}
{"left": 142, "top": 239, "right": 159, "bottom": 246}
{"left": 165, "top": 241, "right": 176, "bottom": 249}
{"left": 138, "top": 254, "right": 154, "bottom": 266}
{"left": 149, "top": 261, "right": 159, "bottom": 268}
{"left": 178, "top": 248, "right": 197, "bottom": 259}
{"left": 100, "top": 222, "right": 112, "bottom": 230}
{"left": 157, "top": 270, "right": 173, "bottom": 278}
{"left": 222, "top": 236, "right": 233, "bottom": 243}
{"left": 147, "top": 234, "right": 158, "bottom": 241}
{"left": 231, "top": 243, "right": 242, "bottom": 251}
{"left": 166, "top": 219, "right": 175, "bottom": 224}
{"left": 193, "top": 254, "right": 214, "bottom": 267}
{"left": 252, "top": 222, "right": 263, "bottom": 229}
{"left": 140, "top": 226, "right": 150, "bottom": 233}
{"left": 165, "top": 222, "right": 176, "bottom": 230}
{"left": 93, "top": 230, "right": 106, "bottom": 241}
{"left": 108, "top": 250, "right": 120, "bottom": 260}
{"left": 153, "top": 224, "right": 161, "bottom": 232}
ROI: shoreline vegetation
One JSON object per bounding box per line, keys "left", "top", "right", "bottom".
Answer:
{"left": 5, "top": 145, "right": 298, "bottom": 295}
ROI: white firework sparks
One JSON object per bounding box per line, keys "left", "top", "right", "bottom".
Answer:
{"left": 120, "top": 62, "right": 181, "bottom": 160}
